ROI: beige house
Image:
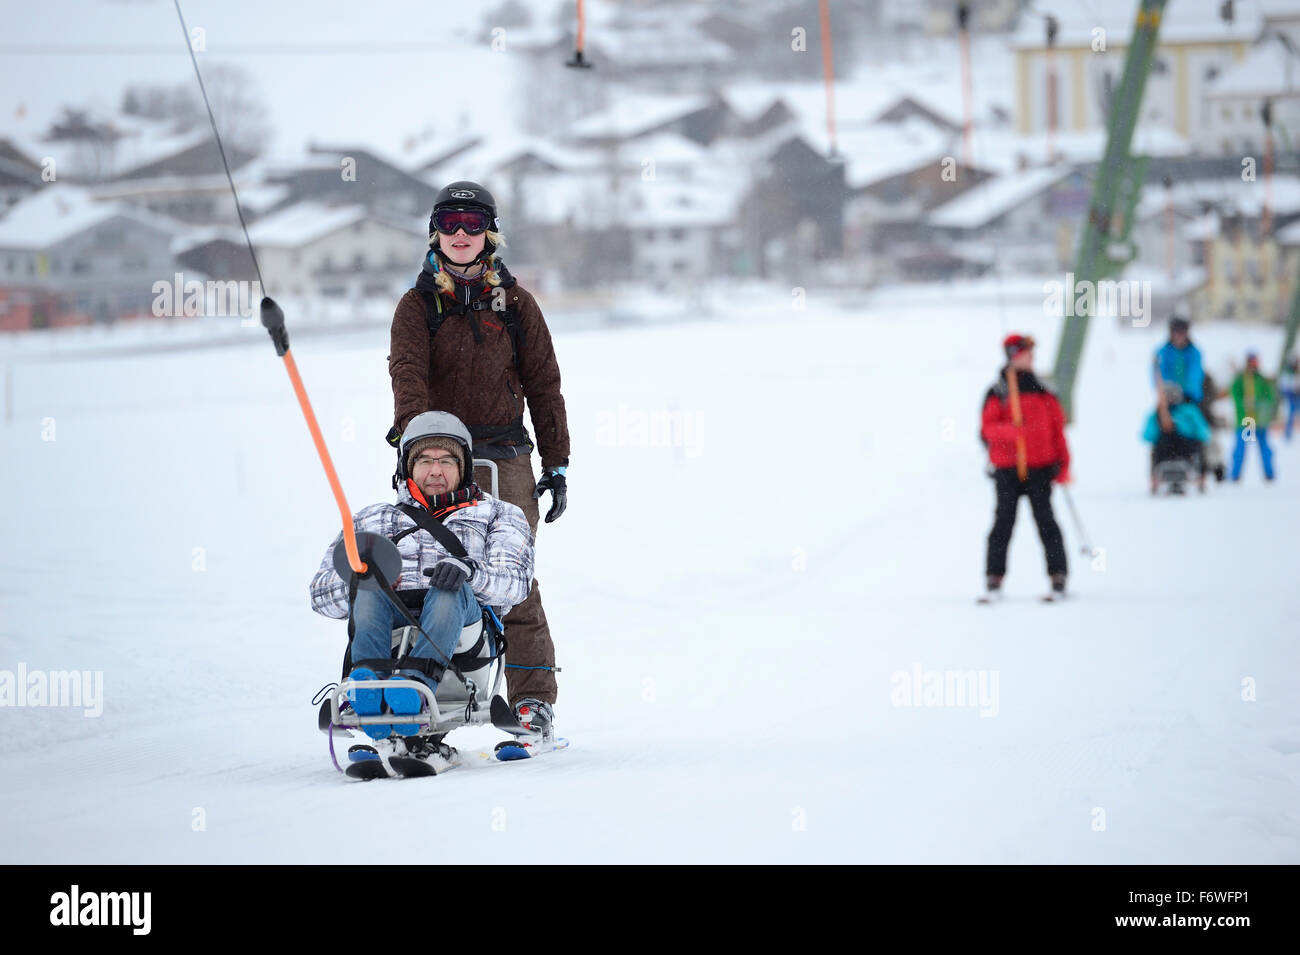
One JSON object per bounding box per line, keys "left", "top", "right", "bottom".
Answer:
{"left": 1012, "top": 1, "right": 1261, "bottom": 147}
{"left": 244, "top": 202, "right": 427, "bottom": 302}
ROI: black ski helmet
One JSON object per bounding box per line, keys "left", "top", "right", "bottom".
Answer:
{"left": 429, "top": 181, "right": 500, "bottom": 265}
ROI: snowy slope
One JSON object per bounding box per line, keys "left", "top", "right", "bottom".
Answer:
{"left": 1, "top": 292, "right": 1297, "bottom": 863}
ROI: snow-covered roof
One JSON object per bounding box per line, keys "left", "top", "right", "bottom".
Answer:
{"left": 244, "top": 202, "right": 369, "bottom": 248}
{"left": 718, "top": 38, "right": 1013, "bottom": 148}
{"left": 403, "top": 133, "right": 485, "bottom": 176}
{"left": 824, "top": 119, "right": 956, "bottom": 190}
{"left": 0, "top": 184, "right": 176, "bottom": 249}
{"left": 1184, "top": 211, "right": 1220, "bottom": 241}
{"left": 110, "top": 127, "right": 216, "bottom": 179}
{"left": 171, "top": 225, "right": 247, "bottom": 256}
{"left": 1135, "top": 175, "right": 1300, "bottom": 220}
{"left": 235, "top": 182, "right": 292, "bottom": 216}
{"left": 420, "top": 137, "right": 602, "bottom": 184}
{"left": 716, "top": 86, "right": 788, "bottom": 124}
{"left": 1207, "top": 40, "right": 1300, "bottom": 98}
{"left": 622, "top": 175, "right": 746, "bottom": 229}
{"left": 568, "top": 92, "right": 715, "bottom": 140}
{"left": 1276, "top": 217, "right": 1300, "bottom": 245}
{"left": 614, "top": 132, "right": 711, "bottom": 168}
{"left": 928, "top": 166, "right": 1071, "bottom": 229}
{"left": 1013, "top": 0, "right": 1263, "bottom": 49}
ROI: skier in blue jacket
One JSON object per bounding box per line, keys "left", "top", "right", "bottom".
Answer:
{"left": 1153, "top": 315, "right": 1204, "bottom": 402}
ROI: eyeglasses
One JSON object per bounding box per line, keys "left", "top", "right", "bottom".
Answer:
{"left": 413, "top": 454, "right": 460, "bottom": 470}
{"left": 433, "top": 208, "right": 491, "bottom": 236}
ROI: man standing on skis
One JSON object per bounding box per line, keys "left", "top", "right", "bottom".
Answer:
{"left": 1229, "top": 352, "right": 1278, "bottom": 482}
{"left": 980, "top": 334, "right": 1071, "bottom": 600}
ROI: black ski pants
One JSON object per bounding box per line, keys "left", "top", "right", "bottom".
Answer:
{"left": 985, "top": 466, "right": 1067, "bottom": 578}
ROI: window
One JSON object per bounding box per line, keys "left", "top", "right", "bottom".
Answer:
{"left": 670, "top": 228, "right": 685, "bottom": 241}
{"left": 352, "top": 253, "right": 365, "bottom": 270}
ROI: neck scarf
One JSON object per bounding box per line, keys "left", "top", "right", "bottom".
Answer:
{"left": 407, "top": 478, "right": 483, "bottom": 518}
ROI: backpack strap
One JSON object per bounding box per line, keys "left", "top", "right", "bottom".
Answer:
{"left": 418, "top": 288, "right": 446, "bottom": 339}
{"left": 417, "top": 286, "right": 524, "bottom": 369}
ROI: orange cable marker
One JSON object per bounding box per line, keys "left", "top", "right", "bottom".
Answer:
{"left": 1007, "top": 366, "right": 1028, "bottom": 481}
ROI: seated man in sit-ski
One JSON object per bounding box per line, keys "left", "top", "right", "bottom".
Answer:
{"left": 309, "top": 410, "right": 534, "bottom": 740}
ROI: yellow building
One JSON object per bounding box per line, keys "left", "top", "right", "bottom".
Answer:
{"left": 1012, "top": 1, "right": 1258, "bottom": 147}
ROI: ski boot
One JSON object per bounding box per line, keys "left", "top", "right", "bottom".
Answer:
{"left": 385, "top": 734, "right": 457, "bottom": 777}
{"left": 1044, "top": 573, "right": 1067, "bottom": 602}
{"left": 977, "top": 575, "right": 1003, "bottom": 605}
{"left": 494, "top": 698, "right": 557, "bottom": 761}
{"left": 515, "top": 699, "right": 554, "bottom": 742}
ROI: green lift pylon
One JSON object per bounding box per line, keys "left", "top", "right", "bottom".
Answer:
{"left": 1051, "top": 0, "right": 1167, "bottom": 420}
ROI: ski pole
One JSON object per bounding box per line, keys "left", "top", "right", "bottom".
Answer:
{"left": 1060, "top": 485, "right": 1096, "bottom": 557}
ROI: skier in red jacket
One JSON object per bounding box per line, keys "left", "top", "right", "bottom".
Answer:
{"left": 979, "top": 334, "right": 1071, "bottom": 600}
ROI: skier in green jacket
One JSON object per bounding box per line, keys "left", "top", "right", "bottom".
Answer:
{"left": 1229, "top": 352, "right": 1278, "bottom": 482}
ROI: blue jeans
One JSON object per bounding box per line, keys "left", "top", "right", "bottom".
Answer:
{"left": 1285, "top": 392, "right": 1298, "bottom": 441}
{"left": 1231, "top": 426, "right": 1274, "bottom": 480}
{"left": 349, "top": 583, "right": 480, "bottom": 690}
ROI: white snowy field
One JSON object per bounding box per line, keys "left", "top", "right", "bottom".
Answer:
{"left": 1, "top": 287, "right": 1297, "bottom": 864}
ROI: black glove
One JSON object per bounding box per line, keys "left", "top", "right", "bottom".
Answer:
{"left": 532, "top": 468, "right": 567, "bottom": 523}
{"left": 385, "top": 425, "right": 402, "bottom": 449}
{"left": 424, "top": 557, "right": 475, "bottom": 591}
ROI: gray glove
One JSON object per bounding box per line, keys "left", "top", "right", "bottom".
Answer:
{"left": 424, "top": 557, "right": 475, "bottom": 592}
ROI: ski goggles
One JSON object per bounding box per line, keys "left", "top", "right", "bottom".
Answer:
{"left": 432, "top": 207, "right": 492, "bottom": 235}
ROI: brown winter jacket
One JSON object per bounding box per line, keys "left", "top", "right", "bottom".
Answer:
{"left": 388, "top": 277, "right": 570, "bottom": 469}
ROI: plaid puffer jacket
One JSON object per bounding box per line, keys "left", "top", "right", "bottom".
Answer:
{"left": 309, "top": 482, "right": 534, "bottom": 620}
